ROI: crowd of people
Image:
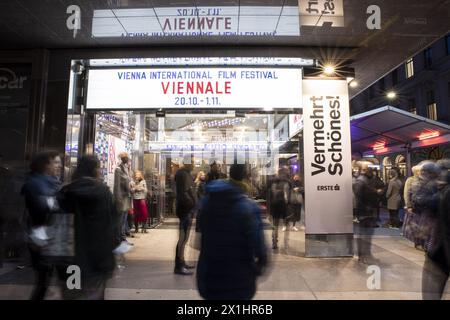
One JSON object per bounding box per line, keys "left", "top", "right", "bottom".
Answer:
{"left": 5, "top": 148, "right": 450, "bottom": 300}
{"left": 353, "top": 158, "right": 450, "bottom": 299}
{"left": 268, "top": 167, "right": 304, "bottom": 250}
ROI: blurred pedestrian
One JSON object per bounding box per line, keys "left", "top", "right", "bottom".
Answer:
{"left": 421, "top": 159, "right": 450, "bottom": 300}
{"left": 174, "top": 155, "right": 197, "bottom": 275}
{"left": 370, "top": 170, "right": 385, "bottom": 226}
{"left": 352, "top": 167, "right": 360, "bottom": 223}
{"left": 403, "top": 165, "right": 422, "bottom": 247}
{"left": 269, "top": 166, "right": 292, "bottom": 250}
{"left": 58, "top": 155, "right": 118, "bottom": 300}
{"left": 353, "top": 162, "right": 384, "bottom": 264}
{"left": 113, "top": 152, "right": 133, "bottom": 245}
{"left": 206, "top": 161, "right": 225, "bottom": 183}
{"left": 195, "top": 171, "right": 207, "bottom": 200}
{"left": 196, "top": 164, "right": 267, "bottom": 300}
{"left": 21, "top": 150, "right": 62, "bottom": 300}
{"left": 131, "top": 170, "right": 149, "bottom": 233}
{"left": 411, "top": 161, "right": 440, "bottom": 253}
{"left": 194, "top": 171, "right": 207, "bottom": 233}
{"left": 385, "top": 169, "right": 403, "bottom": 228}
{"left": 286, "top": 174, "right": 303, "bottom": 231}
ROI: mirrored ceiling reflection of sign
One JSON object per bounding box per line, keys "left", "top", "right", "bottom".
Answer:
{"left": 0, "top": 64, "right": 31, "bottom": 108}
{"left": 92, "top": 6, "right": 300, "bottom": 38}
{"left": 298, "top": 0, "right": 344, "bottom": 27}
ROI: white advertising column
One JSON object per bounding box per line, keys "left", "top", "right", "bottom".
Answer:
{"left": 302, "top": 79, "right": 353, "bottom": 257}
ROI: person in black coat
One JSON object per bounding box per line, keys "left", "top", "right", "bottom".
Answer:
{"left": 206, "top": 161, "right": 222, "bottom": 183}
{"left": 196, "top": 164, "right": 267, "bottom": 300}
{"left": 353, "top": 163, "right": 384, "bottom": 264}
{"left": 174, "top": 155, "right": 197, "bottom": 275}
{"left": 58, "top": 155, "right": 119, "bottom": 300}
{"left": 268, "top": 166, "right": 292, "bottom": 250}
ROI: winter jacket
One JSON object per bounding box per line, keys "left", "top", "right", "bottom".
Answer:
{"left": 197, "top": 180, "right": 206, "bottom": 200}
{"left": 131, "top": 179, "right": 147, "bottom": 200}
{"left": 113, "top": 163, "right": 131, "bottom": 212}
{"left": 353, "top": 175, "right": 379, "bottom": 217}
{"left": 368, "top": 175, "right": 385, "bottom": 208}
{"left": 410, "top": 178, "right": 439, "bottom": 216}
{"left": 268, "top": 177, "right": 292, "bottom": 219}
{"left": 386, "top": 178, "right": 403, "bottom": 210}
{"left": 175, "top": 167, "right": 197, "bottom": 218}
{"left": 439, "top": 179, "right": 450, "bottom": 271}
{"left": 196, "top": 180, "right": 267, "bottom": 300}
{"left": 206, "top": 171, "right": 222, "bottom": 183}
{"left": 404, "top": 176, "right": 417, "bottom": 209}
{"left": 58, "top": 177, "right": 118, "bottom": 279}
{"left": 21, "top": 173, "right": 61, "bottom": 228}
{"left": 426, "top": 171, "right": 450, "bottom": 270}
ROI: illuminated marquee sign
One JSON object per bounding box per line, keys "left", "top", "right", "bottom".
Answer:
{"left": 86, "top": 68, "right": 302, "bottom": 109}
{"left": 92, "top": 6, "right": 300, "bottom": 38}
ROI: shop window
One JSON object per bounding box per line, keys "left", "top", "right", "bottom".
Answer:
{"left": 424, "top": 48, "right": 433, "bottom": 68}
{"left": 427, "top": 103, "right": 438, "bottom": 120}
{"left": 405, "top": 58, "right": 414, "bottom": 78}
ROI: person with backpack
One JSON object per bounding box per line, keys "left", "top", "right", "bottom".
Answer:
{"left": 268, "top": 166, "right": 292, "bottom": 250}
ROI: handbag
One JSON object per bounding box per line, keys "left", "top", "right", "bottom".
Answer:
{"left": 41, "top": 209, "right": 75, "bottom": 260}
{"left": 290, "top": 188, "right": 303, "bottom": 205}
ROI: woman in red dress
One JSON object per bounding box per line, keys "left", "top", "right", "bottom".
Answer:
{"left": 131, "top": 170, "right": 149, "bottom": 233}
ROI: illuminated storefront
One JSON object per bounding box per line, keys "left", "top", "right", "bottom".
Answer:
{"left": 64, "top": 57, "right": 355, "bottom": 257}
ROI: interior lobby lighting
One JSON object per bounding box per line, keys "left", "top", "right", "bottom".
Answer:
{"left": 418, "top": 130, "right": 440, "bottom": 141}
{"left": 387, "top": 91, "right": 396, "bottom": 99}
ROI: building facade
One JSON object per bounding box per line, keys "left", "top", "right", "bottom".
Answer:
{"left": 351, "top": 33, "right": 450, "bottom": 124}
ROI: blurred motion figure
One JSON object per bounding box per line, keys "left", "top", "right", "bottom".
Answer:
{"left": 58, "top": 156, "right": 118, "bottom": 300}
{"left": 197, "top": 164, "right": 267, "bottom": 300}
{"left": 21, "top": 151, "right": 63, "bottom": 300}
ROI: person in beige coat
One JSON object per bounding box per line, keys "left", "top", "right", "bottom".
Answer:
{"left": 114, "top": 152, "right": 133, "bottom": 244}
{"left": 386, "top": 169, "right": 404, "bottom": 228}
{"left": 403, "top": 165, "right": 422, "bottom": 245}
{"left": 404, "top": 165, "right": 421, "bottom": 212}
